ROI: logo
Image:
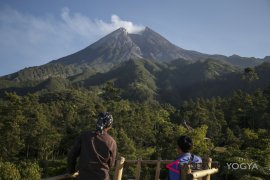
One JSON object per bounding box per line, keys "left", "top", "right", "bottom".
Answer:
{"left": 166, "top": 161, "right": 204, "bottom": 173}
{"left": 226, "top": 163, "right": 258, "bottom": 170}
{"left": 166, "top": 160, "right": 179, "bottom": 173}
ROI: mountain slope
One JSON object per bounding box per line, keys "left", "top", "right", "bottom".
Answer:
{"left": 53, "top": 28, "right": 142, "bottom": 66}
{"left": 81, "top": 59, "right": 161, "bottom": 101}
{"left": 50, "top": 26, "right": 266, "bottom": 68}
{"left": 156, "top": 59, "right": 240, "bottom": 104}
{"left": 51, "top": 27, "right": 210, "bottom": 67}
{"left": 226, "top": 55, "right": 263, "bottom": 68}
{"left": 2, "top": 63, "right": 84, "bottom": 82}
{"left": 75, "top": 59, "right": 241, "bottom": 103}
{"left": 1, "top": 26, "right": 268, "bottom": 82}
{"left": 129, "top": 27, "right": 207, "bottom": 61}
{"left": 1, "top": 59, "right": 270, "bottom": 105}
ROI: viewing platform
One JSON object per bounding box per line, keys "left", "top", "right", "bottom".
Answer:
{"left": 42, "top": 157, "right": 219, "bottom": 180}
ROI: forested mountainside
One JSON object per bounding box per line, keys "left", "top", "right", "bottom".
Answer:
{"left": 1, "top": 59, "right": 270, "bottom": 106}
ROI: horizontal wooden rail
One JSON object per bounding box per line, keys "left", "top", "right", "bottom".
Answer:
{"left": 125, "top": 159, "right": 172, "bottom": 164}
{"left": 124, "top": 160, "right": 219, "bottom": 167}
{"left": 42, "top": 158, "right": 219, "bottom": 180}
{"left": 189, "top": 168, "right": 219, "bottom": 179}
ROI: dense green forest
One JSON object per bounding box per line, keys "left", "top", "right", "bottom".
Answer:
{"left": 0, "top": 84, "right": 270, "bottom": 179}
{"left": 0, "top": 59, "right": 270, "bottom": 179}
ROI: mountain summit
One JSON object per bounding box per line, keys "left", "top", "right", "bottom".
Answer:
{"left": 52, "top": 27, "right": 207, "bottom": 66}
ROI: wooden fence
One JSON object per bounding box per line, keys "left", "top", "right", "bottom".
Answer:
{"left": 42, "top": 157, "right": 219, "bottom": 180}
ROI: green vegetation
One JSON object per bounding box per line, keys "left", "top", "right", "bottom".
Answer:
{"left": 0, "top": 161, "right": 41, "bottom": 180}
{"left": 0, "top": 87, "right": 269, "bottom": 179}
{"left": 0, "top": 60, "right": 270, "bottom": 179}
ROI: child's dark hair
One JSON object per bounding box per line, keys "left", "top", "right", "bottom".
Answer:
{"left": 177, "top": 135, "right": 193, "bottom": 153}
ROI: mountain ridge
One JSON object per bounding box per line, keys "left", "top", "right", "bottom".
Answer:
{"left": 49, "top": 26, "right": 267, "bottom": 68}
{"left": 1, "top": 26, "right": 268, "bottom": 82}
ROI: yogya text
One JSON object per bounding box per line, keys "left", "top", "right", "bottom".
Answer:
{"left": 226, "top": 163, "right": 258, "bottom": 170}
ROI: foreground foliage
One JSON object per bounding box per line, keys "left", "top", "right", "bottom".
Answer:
{"left": 0, "top": 86, "right": 269, "bottom": 179}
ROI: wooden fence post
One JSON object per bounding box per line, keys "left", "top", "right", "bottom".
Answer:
{"left": 154, "top": 158, "right": 161, "bottom": 180}
{"left": 135, "top": 158, "right": 142, "bottom": 180}
{"left": 113, "top": 157, "right": 125, "bottom": 180}
{"left": 202, "top": 157, "right": 212, "bottom": 180}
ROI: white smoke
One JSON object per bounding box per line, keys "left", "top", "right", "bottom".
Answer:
{"left": 96, "top": 14, "right": 145, "bottom": 34}
{"left": 0, "top": 7, "right": 145, "bottom": 75}
{"left": 59, "top": 8, "right": 145, "bottom": 36}
{"left": 60, "top": 7, "right": 100, "bottom": 37}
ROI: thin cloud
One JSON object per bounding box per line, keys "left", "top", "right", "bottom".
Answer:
{"left": 0, "top": 7, "right": 145, "bottom": 75}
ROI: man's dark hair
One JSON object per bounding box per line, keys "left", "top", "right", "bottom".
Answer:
{"left": 177, "top": 135, "right": 193, "bottom": 153}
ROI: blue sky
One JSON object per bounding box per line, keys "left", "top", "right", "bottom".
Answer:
{"left": 0, "top": 0, "right": 270, "bottom": 76}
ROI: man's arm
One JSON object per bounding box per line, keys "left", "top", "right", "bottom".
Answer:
{"left": 67, "top": 135, "right": 82, "bottom": 174}
{"left": 108, "top": 140, "right": 117, "bottom": 168}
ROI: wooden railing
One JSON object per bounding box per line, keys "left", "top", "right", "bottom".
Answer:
{"left": 114, "top": 157, "right": 219, "bottom": 180}
{"left": 114, "top": 157, "right": 172, "bottom": 180}
{"left": 42, "top": 157, "right": 219, "bottom": 180}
